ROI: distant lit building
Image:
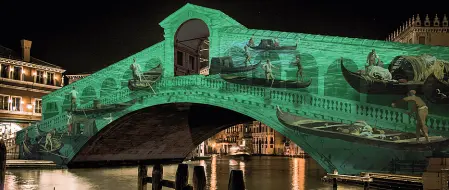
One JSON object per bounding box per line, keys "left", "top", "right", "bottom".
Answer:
{"left": 0, "top": 39, "right": 65, "bottom": 158}
{"left": 65, "top": 73, "right": 91, "bottom": 84}
{"left": 199, "top": 121, "right": 306, "bottom": 157}
{"left": 387, "top": 14, "right": 449, "bottom": 46}
{"left": 284, "top": 139, "right": 307, "bottom": 157}
{"left": 250, "top": 121, "right": 285, "bottom": 155}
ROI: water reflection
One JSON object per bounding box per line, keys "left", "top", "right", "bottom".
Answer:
{"left": 4, "top": 156, "right": 362, "bottom": 190}
{"left": 291, "top": 158, "right": 306, "bottom": 190}
{"left": 210, "top": 155, "right": 217, "bottom": 190}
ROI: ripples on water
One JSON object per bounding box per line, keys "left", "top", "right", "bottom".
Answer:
{"left": 5, "top": 156, "right": 361, "bottom": 190}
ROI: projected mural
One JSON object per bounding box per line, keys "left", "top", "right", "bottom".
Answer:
{"left": 14, "top": 3, "right": 449, "bottom": 176}
{"left": 342, "top": 52, "right": 449, "bottom": 96}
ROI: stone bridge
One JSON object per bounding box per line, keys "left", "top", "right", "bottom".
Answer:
{"left": 15, "top": 3, "right": 449, "bottom": 175}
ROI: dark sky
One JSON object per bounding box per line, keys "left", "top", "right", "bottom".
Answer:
{"left": 1, "top": 0, "right": 446, "bottom": 74}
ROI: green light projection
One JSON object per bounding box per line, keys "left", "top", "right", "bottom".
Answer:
{"left": 14, "top": 3, "right": 449, "bottom": 175}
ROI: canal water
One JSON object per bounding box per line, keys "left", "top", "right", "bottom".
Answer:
{"left": 4, "top": 156, "right": 361, "bottom": 190}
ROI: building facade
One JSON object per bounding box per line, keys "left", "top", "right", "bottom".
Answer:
{"left": 65, "top": 74, "right": 91, "bottom": 84}
{"left": 0, "top": 39, "right": 65, "bottom": 158}
{"left": 250, "top": 121, "right": 285, "bottom": 155}
{"left": 387, "top": 14, "right": 449, "bottom": 46}
{"left": 203, "top": 121, "right": 306, "bottom": 157}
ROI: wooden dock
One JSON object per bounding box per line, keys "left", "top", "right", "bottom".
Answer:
{"left": 324, "top": 172, "right": 423, "bottom": 189}
{"left": 6, "top": 160, "right": 59, "bottom": 169}
{"left": 361, "top": 172, "right": 422, "bottom": 183}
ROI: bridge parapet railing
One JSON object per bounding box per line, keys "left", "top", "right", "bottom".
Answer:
{"left": 40, "top": 75, "right": 449, "bottom": 135}
{"left": 195, "top": 76, "right": 449, "bottom": 133}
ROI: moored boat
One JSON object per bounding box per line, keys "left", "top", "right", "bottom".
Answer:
{"left": 228, "top": 145, "right": 251, "bottom": 161}
{"left": 209, "top": 56, "right": 261, "bottom": 75}
{"left": 220, "top": 74, "right": 312, "bottom": 89}
{"left": 70, "top": 100, "right": 135, "bottom": 115}
{"left": 276, "top": 106, "right": 449, "bottom": 151}
{"left": 423, "top": 74, "right": 449, "bottom": 104}
{"left": 128, "top": 64, "right": 163, "bottom": 91}
{"left": 341, "top": 61, "right": 423, "bottom": 94}
{"left": 249, "top": 39, "right": 297, "bottom": 51}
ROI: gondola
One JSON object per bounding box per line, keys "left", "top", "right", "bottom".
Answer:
{"left": 423, "top": 74, "right": 449, "bottom": 104}
{"left": 220, "top": 74, "right": 312, "bottom": 89}
{"left": 249, "top": 39, "right": 297, "bottom": 51}
{"left": 276, "top": 106, "right": 449, "bottom": 151}
{"left": 128, "top": 64, "right": 163, "bottom": 90}
{"left": 70, "top": 99, "right": 135, "bottom": 115}
{"left": 341, "top": 61, "right": 423, "bottom": 94}
{"left": 209, "top": 56, "right": 261, "bottom": 75}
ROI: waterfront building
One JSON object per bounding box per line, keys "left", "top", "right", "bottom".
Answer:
{"left": 387, "top": 14, "right": 449, "bottom": 46}
{"left": 250, "top": 121, "right": 285, "bottom": 155}
{"left": 198, "top": 121, "right": 306, "bottom": 157}
{"left": 65, "top": 73, "right": 91, "bottom": 84}
{"left": 284, "top": 139, "right": 307, "bottom": 157}
{"left": 0, "top": 40, "right": 65, "bottom": 158}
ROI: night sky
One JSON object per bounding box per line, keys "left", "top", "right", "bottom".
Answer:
{"left": 1, "top": 0, "right": 446, "bottom": 74}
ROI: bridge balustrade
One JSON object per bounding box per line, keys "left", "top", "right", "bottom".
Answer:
{"left": 18, "top": 75, "right": 449, "bottom": 142}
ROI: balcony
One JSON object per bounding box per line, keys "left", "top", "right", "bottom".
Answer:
{"left": 0, "top": 77, "right": 61, "bottom": 94}
{"left": 0, "top": 109, "right": 41, "bottom": 122}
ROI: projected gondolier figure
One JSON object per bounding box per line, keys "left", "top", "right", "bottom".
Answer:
{"left": 391, "top": 90, "right": 430, "bottom": 143}
{"left": 68, "top": 86, "right": 79, "bottom": 111}
{"left": 130, "top": 58, "right": 142, "bottom": 81}
{"left": 274, "top": 37, "right": 280, "bottom": 47}
{"left": 291, "top": 55, "right": 303, "bottom": 82}
{"left": 243, "top": 45, "right": 251, "bottom": 66}
{"left": 44, "top": 128, "right": 56, "bottom": 151}
{"left": 366, "top": 49, "right": 379, "bottom": 67}
{"left": 262, "top": 59, "right": 279, "bottom": 86}
{"left": 248, "top": 36, "right": 255, "bottom": 47}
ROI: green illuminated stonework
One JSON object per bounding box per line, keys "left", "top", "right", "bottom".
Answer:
{"left": 15, "top": 4, "right": 449, "bottom": 175}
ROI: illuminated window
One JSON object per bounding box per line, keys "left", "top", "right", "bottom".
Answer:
{"left": 12, "top": 66, "right": 22, "bottom": 80}
{"left": 35, "top": 99, "right": 42, "bottom": 113}
{"left": 1, "top": 64, "right": 9, "bottom": 78}
{"left": 0, "top": 95, "right": 9, "bottom": 110}
{"left": 46, "top": 72, "right": 54, "bottom": 85}
{"left": 10, "top": 96, "right": 21, "bottom": 111}
{"left": 36, "top": 70, "right": 44, "bottom": 84}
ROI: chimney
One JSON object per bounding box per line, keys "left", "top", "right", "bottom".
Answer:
{"left": 20, "top": 39, "right": 32, "bottom": 62}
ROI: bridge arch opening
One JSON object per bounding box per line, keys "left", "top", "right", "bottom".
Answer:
{"left": 68, "top": 103, "right": 325, "bottom": 173}
{"left": 174, "top": 19, "right": 210, "bottom": 76}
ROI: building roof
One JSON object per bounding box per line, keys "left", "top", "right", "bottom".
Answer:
{"left": 0, "top": 45, "right": 63, "bottom": 69}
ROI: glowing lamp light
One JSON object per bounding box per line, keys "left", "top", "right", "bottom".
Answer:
{"left": 8, "top": 99, "right": 12, "bottom": 103}
{"left": 26, "top": 104, "right": 33, "bottom": 110}
{"left": 21, "top": 101, "right": 24, "bottom": 104}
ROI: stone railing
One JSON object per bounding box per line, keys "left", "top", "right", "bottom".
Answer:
{"left": 23, "top": 75, "right": 449, "bottom": 142}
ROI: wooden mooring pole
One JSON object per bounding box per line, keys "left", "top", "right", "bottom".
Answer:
{"left": 0, "top": 139, "right": 6, "bottom": 190}
{"left": 332, "top": 178, "right": 337, "bottom": 189}
{"left": 175, "top": 164, "right": 190, "bottom": 190}
{"left": 137, "top": 165, "right": 148, "bottom": 190}
{"left": 228, "top": 170, "right": 245, "bottom": 190}
{"left": 193, "top": 166, "right": 206, "bottom": 190}
{"left": 152, "top": 164, "right": 163, "bottom": 190}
